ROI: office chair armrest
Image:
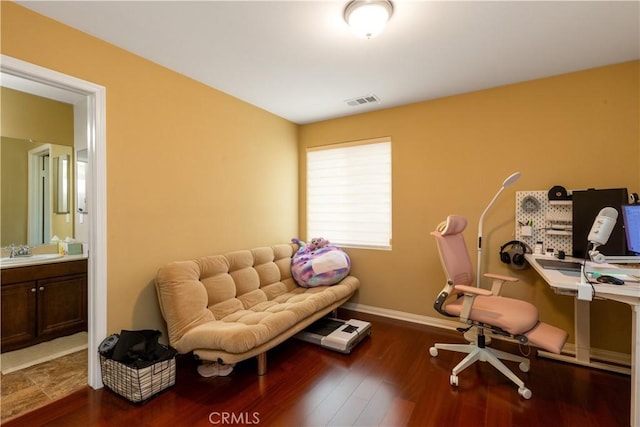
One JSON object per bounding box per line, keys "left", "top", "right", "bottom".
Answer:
{"left": 453, "top": 285, "right": 492, "bottom": 323}
{"left": 483, "top": 273, "right": 519, "bottom": 295}
{"left": 453, "top": 285, "right": 493, "bottom": 296}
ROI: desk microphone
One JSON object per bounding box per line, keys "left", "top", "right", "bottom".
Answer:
{"left": 587, "top": 207, "right": 618, "bottom": 263}
{"left": 580, "top": 207, "right": 619, "bottom": 300}
{"left": 588, "top": 207, "right": 618, "bottom": 246}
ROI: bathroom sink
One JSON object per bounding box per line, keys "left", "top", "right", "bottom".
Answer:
{"left": 0, "top": 254, "right": 63, "bottom": 266}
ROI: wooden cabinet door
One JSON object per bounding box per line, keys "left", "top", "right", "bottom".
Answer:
{"left": 37, "top": 274, "right": 87, "bottom": 339}
{"left": 1, "top": 281, "right": 37, "bottom": 351}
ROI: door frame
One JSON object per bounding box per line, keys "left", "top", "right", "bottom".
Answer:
{"left": 1, "top": 55, "right": 108, "bottom": 388}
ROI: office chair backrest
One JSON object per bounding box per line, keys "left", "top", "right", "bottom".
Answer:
{"left": 430, "top": 215, "right": 475, "bottom": 286}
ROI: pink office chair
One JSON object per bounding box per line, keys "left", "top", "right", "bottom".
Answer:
{"left": 429, "top": 215, "right": 568, "bottom": 399}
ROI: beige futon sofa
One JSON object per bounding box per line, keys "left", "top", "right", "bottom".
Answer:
{"left": 155, "top": 243, "right": 359, "bottom": 374}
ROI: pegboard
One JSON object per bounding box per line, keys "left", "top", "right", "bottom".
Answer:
{"left": 515, "top": 191, "right": 573, "bottom": 255}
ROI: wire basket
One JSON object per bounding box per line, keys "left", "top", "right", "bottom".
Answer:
{"left": 100, "top": 349, "right": 176, "bottom": 404}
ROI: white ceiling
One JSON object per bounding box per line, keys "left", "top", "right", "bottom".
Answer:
{"left": 16, "top": 1, "right": 640, "bottom": 124}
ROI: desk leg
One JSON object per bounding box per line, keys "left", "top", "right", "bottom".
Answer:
{"left": 575, "top": 298, "right": 591, "bottom": 363}
{"left": 631, "top": 304, "right": 639, "bottom": 427}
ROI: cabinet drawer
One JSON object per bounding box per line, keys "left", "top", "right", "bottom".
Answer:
{"left": 1, "top": 259, "right": 87, "bottom": 284}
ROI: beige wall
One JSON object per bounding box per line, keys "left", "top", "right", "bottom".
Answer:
{"left": 1, "top": 87, "right": 74, "bottom": 144}
{"left": 1, "top": 2, "right": 299, "bottom": 335}
{"left": 299, "top": 61, "right": 640, "bottom": 353}
{"left": 1, "top": 137, "right": 41, "bottom": 245}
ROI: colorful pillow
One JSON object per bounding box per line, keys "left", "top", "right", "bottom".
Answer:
{"left": 291, "top": 238, "right": 351, "bottom": 288}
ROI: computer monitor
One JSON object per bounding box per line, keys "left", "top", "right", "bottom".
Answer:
{"left": 622, "top": 204, "right": 640, "bottom": 255}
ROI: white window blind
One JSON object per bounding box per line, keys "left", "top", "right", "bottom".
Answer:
{"left": 306, "top": 139, "right": 392, "bottom": 249}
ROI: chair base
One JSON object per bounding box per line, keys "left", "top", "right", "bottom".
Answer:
{"left": 429, "top": 342, "right": 532, "bottom": 399}
{"left": 463, "top": 328, "right": 492, "bottom": 345}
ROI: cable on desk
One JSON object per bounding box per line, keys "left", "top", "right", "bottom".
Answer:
{"left": 581, "top": 254, "right": 596, "bottom": 299}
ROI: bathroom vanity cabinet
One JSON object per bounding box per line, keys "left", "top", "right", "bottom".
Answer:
{"left": 1, "top": 259, "right": 87, "bottom": 353}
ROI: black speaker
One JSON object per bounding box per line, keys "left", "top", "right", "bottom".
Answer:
{"left": 572, "top": 188, "right": 628, "bottom": 259}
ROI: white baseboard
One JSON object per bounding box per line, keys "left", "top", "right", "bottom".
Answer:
{"left": 341, "top": 302, "right": 463, "bottom": 331}
{"left": 341, "top": 302, "right": 631, "bottom": 370}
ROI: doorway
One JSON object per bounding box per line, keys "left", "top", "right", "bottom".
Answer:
{"left": 1, "top": 55, "right": 107, "bottom": 390}
{"left": 27, "top": 146, "right": 51, "bottom": 246}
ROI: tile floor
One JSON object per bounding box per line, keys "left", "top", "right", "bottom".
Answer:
{"left": 0, "top": 350, "right": 87, "bottom": 422}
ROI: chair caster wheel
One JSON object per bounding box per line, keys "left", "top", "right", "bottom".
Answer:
{"left": 450, "top": 375, "right": 458, "bottom": 386}
{"left": 519, "top": 362, "right": 530, "bottom": 373}
{"left": 519, "top": 387, "right": 532, "bottom": 399}
{"left": 429, "top": 347, "right": 438, "bottom": 357}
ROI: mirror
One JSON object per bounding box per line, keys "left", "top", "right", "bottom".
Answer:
{"left": 0, "top": 87, "right": 76, "bottom": 247}
{"left": 1, "top": 138, "right": 74, "bottom": 246}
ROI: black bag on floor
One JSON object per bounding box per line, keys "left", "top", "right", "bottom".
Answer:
{"left": 110, "top": 329, "right": 176, "bottom": 368}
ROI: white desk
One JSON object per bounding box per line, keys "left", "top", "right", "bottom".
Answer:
{"left": 526, "top": 254, "right": 640, "bottom": 427}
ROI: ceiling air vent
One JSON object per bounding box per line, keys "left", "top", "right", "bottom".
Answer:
{"left": 345, "top": 94, "right": 381, "bottom": 107}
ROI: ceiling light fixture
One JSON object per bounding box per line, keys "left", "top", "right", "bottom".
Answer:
{"left": 344, "top": 0, "right": 393, "bottom": 39}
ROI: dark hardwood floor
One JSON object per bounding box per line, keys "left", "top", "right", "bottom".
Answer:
{"left": 3, "top": 310, "right": 630, "bottom": 427}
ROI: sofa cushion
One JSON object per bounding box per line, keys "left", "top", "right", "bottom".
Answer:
{"left": 156, "top": 244, "right": 359, "bottom": 354}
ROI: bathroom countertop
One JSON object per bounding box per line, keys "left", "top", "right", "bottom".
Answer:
{"left": 0, "top": 254, "right": 88, "bottom": 270}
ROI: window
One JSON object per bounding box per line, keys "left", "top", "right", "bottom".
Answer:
{"left": 306, "top": 138, "right": 392, "bottom": 249}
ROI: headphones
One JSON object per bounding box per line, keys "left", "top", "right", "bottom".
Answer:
{"left": 499, "top": 240, "right": 531, "bottom": 270}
